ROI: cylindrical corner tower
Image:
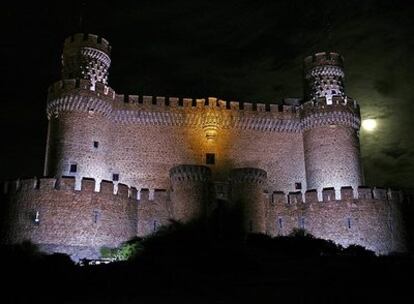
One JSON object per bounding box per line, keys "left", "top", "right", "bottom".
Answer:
{"left": 62, "top": 33, "right": 111, "bottom": 88}
{"left": 229, "top": 168, "right": 267, "bottom": 233}
{"left": 301, "top": 52, "right": 363, "bottom": 196}
{"left": 44, "top": 34, "right": 114, "bottom": 186}
{"left": 169, "top": 165, "right": 212, "bottom": 222}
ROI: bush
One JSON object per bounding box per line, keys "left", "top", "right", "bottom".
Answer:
{"left": 100, "top": 238, "right": 144, "bottom": 261}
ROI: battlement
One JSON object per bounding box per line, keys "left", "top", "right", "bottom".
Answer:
{"left": 300, "top": 96, "right": 359, "bottom": 113}
{"left": 113, "top": 95, "right": 299, "bottom": 113}
{"left": 2, "top": 177, "right": 138, "bottom": 201}
{"left": 230, "top": 168, "right": 267, "bottom": 184}
{"left": 300, "top": 96, "right": 360, "bottom": 130}
{"left": 170, "top": 165, "right": 211, "bottom": 182}
{"left": 270, "top": 186, "right": 403, "bottom": 205}
{"left": 304, "top": 52, "right": 344, "bottom": 71}
{"left": 47, "top": 79, "right": 116, "bottom": 101}
{"left": 112, "top": 95, "right": 302, "bottom": 131}
{"left": 64, "top": 33, "right": 111, "bottom": 55}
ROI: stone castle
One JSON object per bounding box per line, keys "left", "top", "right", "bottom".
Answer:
{"left": 0, "top": 33, "right": 407, "bottom": 260}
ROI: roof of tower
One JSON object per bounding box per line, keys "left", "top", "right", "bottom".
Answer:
{"left": 63, "top": 33, "right": 111, "bottom": 55}
{"left": 303, "top": 51, "right": 344, "bottom": 71}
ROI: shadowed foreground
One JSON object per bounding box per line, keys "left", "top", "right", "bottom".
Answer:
{"left": 1, "top": 220, "right": 413, "bottom": 303}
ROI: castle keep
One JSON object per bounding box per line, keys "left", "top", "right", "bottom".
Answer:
{"left": 0, "top": 33, "right": 406, "bottom": 260}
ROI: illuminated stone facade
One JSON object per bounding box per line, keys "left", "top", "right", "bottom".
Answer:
{"left": 0, "top": 33, "right": 407, "bottom": 260}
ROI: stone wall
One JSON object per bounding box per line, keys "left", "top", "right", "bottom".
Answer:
{"left": 0, "top": 176, "right": 406, "bottom": 258}
{"left": 0, "top": 177, "right": 137, "bottom": 261}
{"left": 266, "top": 187, "right": 406, "bottom": 254}
{"left": 137, "top": 189, "right": 171, "bottom": 237}
{"left": 45, "top": 83, "right": 307, "bottom": 194}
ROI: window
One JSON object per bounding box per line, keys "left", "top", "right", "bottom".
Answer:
{"left": 347, "top": 218, "right": 352, "bottom": 229}
{"left": 278, "top": 218, "right": 283, "bottom": 229}
{"left": 34, "top": 211, "right": 40, "bottom": 225}
{"left": 70, "top": 164, "right": 77, "bottom": 173}
{"left": 93, "top": 141, "right": 99, "bottom": 148}
{"left": 295, "top": 182, "right": 302, "bottom": 190}
{"left": 93, "top": 211, "right": 100, "bottom": 224}
{"left": 299, "top": 217, "right": 305, "bottom": 229}
{"left": 206, "top": 153, "right": 215, "bottom": 165}
{"left": 112, "top": 173, "right": 119, "bottom": 182}
{"left": 153, "top": 220, "right": 158, "bottom": 232}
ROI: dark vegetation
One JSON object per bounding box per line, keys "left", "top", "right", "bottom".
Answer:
{"left": 0, "top": 218, "right": 413, "bottom": 304}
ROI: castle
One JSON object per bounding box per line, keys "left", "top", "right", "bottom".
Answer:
{"left": 0, "top": 33, "right": 407, "bottom": 261}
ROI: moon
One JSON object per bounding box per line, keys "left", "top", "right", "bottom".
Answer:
{"left": 362, "top": 119, "right": 377, "bottom": 132}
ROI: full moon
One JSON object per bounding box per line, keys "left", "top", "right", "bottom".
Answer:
{"left": 362, "top": 119, "right": 377, "bottom": 131}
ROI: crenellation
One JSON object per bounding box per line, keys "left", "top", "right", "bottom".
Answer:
{"left": 272, "top": 191, "right": 287, "bottom": 205}
{"left": 139, "top": 189, "right": 150, "bottom": 202}
{"left": 257, "top": 103, "right": 266, "bottom": 112}
{"left": 388, "top": 189, "right": 403, "bottom": 202}
{"left": 303, "top": 51, "right": 344, "bottom": 70}
{"left": 142, "top": 95, "right": 153, "bottom": 106}
{"left": 230, "top": 101, "right": 240, "bottom": 110}
{"left": 373, "top": 187, "right": 387, "bottom": 200}
{"left": 56, "top": 176, "right": 75, "bottom": 190}
{"left": 38, "top": 178, "right": 57, "bottom": 190}
{"left": 288, "top": 191, "right": 303, "bottom": 204}
{"left": 81, "top": 178, "right": 96, "bottom": 192}
{"left": 19, "top": 178, "right": 38, "bottom": 191}
{"left": 358, "top": 186, "right": 373, "bottom": 199}
{"left": 244, "top": 102, "right": 253, "bottom": 111}
{"left": 340, "top": 186, "right": 354, "bottom": 200}
{"left": 64, "top": 33, "right": 111, "bottom": 54}
{"left": 322, "top": 187, "right": 336, "bottom": 201}
{"left": 218, "top": 99, "right": 226, "bottom": 109}
{"left": 100, "top": 180, "right": 115, "bottom": 195}
{"left": 117, "top": 183, "right": 129, "bottom": 198}
{"left": 127, "top": 95, "right": 139, "bottom": 104}
{"left": 156, "top": 96, "right": 166, "bottom": 106}
{"left": 129, "top": 187, "right": 138, "bottom": 200}
{"left": 305, "top": 189, "right": 318, "bottom": 203}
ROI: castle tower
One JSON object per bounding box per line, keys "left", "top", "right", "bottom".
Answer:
{"left": 62, "top": 33, "right": 111, "bottom": 89}
{"left": 44, "top": 34, "right": 114, "bottom": 188}
{"left": 301, "top": 52, "right": 363, "bottom": 197}
{"left": 169, "top": 165, "right": 211, "bottom": 222}
{"left": 303, "top": 52, "right": 345, "bottom": 104}
{"left": 229, "top": 168, "right": 267, "bottom": 233}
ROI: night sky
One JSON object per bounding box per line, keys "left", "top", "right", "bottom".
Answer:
{"left": 1, "top": 0, "right": 413, "bottom": 190}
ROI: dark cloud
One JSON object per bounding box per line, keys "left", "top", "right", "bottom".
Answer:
{"left": 1, "top": 0, "right": 413, "bottom": 189}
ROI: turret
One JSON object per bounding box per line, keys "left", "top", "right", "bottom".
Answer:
{"left": 62, "top": 33, "right": 111, "bottom": 89}
{"left": 301, "top": 52, "right": 363, "bottom": 197}
{"left": 303, "top": 52, "right": 345, "bottom": 104}
{"left": 229, "top": 168, "right": 267, "bottom": 233}
{"left": 43, "top": 34, "right": 113, "bottom": 188}
{"left": 169, "top": 165, "right": 211, "bottom": 222}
